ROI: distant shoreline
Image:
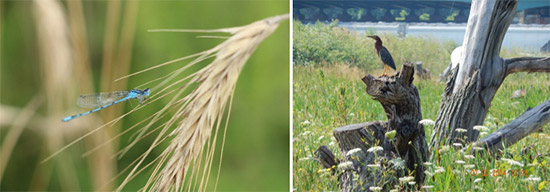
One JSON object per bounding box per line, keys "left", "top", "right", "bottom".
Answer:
{"left": 302, "top": 21, "right": 550, "bottom": 52}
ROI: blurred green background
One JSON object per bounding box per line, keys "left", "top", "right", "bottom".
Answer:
{"left": 1, "top": 0, "right": 289, "bottom": 191}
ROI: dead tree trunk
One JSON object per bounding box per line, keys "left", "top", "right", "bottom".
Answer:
{"left": 430, "top": 0, "right": 550, "bottom": 149}
{"left": 472, "top": 100, "right": 550, "bottom": 155}
{"left": 329, "top": 62, "right": 428, "bottom": 191}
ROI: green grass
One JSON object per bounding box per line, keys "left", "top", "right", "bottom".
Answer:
{"left": 293, "top": 23, "right": 550, "bottom": 191}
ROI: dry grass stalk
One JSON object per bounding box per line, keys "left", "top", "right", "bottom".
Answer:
{"left": 0, "top": 96, "right": 43, "bottom": 182}
{"left": 116, "top": 14, "right": 289, "bottom": 191}
{"left": 32, "top": 0, "right": 80, "bottom": 190}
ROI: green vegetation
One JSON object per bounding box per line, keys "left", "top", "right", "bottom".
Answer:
{"left": 293, "top": 22, "right": 550, "bottom": 191}
{"left": 293, "top": 20, "right": 454, "bottom": 71}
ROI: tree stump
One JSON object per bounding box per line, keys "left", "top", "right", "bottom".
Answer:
{"left": 330, "top": 62, "right": 428, "bottom": 191}
{"left": 414, "top": 61, "right": 430, "bottom": 79}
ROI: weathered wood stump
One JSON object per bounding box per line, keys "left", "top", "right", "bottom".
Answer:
{"left": 414, "top": 61, "right": 431, "bottom": 79}
{"left": 314, "top": 145, "right": 339, "bottom": 174}
{"left": 326, "top": 62, "right": 428, "bottom": 191}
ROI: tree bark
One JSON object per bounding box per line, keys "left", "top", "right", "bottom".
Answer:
{"left": 505, "top": 57, "right": 550, "bottom": 75}
{"left": 331, "top": 62, "right": 428, "bottom": 191}
{"left": 431, "top": 0, "right": 519, "bottom": 148}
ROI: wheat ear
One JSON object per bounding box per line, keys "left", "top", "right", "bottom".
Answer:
{"left": 116, "top": 14, "right": 289, "bottom": 191}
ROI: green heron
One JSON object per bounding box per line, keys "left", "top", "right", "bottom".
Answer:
{"left": 367, "top": 35, "right": 396, "bottom": 76}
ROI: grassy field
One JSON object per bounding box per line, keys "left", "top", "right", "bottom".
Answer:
{"left": 293, "top": 21, "right": 550, "bottom": 191}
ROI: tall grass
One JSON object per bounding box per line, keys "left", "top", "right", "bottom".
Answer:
{"left": 30, "top": 0, "right": 137, "bottom": 190}
{"left": 32, "top": 0, "right": 87, "bottom": 190}
{"left": 293, "top": 22, "right": 550, "bottom": 191}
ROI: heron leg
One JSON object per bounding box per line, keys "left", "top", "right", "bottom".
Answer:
{"left": 382, "top": 65, "right": 388, "bottom": 76}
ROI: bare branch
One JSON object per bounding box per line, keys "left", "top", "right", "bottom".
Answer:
{"left": 505, "top": 57, "right": 550, "bottom": 76}
{"left": 473, "top": 100, "right": 550, "bottom": 155}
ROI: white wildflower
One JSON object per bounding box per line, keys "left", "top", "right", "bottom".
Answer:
{"left": 474, "top": 178, "right": 482, "bottom": 183}
{"left": 464, "top": 164, "right": 475, "bottom": 169}
{"left": 367, "top": 164, "right": 381, "bottom": 168}
{"left": 399, "top": 176, "right": 415, "bottom": 183}
{"left": 434, "top": 166, "right": 445, "bottom": 174}
{"left": 423, "top": 162, "right": 433, "bottom": 166}
{"left": 300, "top": 120, "right": 311, "bottom": 127}
{"left": 369, "top": 186, "right": 382, "bottom": 191}
{"left": 502, "top": 158, "right": 524, "bottom": 167}
{"left": 348, "top": 113, "right": 355, "bottom": 117}
{"left": 298, "top": 155, "right": 314, "bottom": 161}
{"left": 408, "top": 181, "right": 416, "bottom": 185}
{"left": 439, "top": 145, "right": 450, "bottom": 154}
{"left": 338, "top": 161, "right": 353, "bottom": 170}
{"left": 453, "top": 143, "right": 463, "bottom": 147}
{"left": 300, "top": 131, "right": 311, "bottom": 136}
{"left": 346, "top": 148, "right": 362, "bottom": 156}
{"left": 424, "top": 170, "right": 433, "bottom": 177}
{"left": 479, "top": 132, "right": 488, "bottom": 137}
{"left": 455, "top": 128, "right": 467, "bottom": 133}
{"left": 318, "top": 136, "right": 324, "bottom": 141}
{"left": 473, "top": 147, "right": 484, "bottom": 151}
{"left": 419, "top": 119, "right": 435, "bottom": 126}
{"left": 367, "top": 146, "right": 384, "bottom": 153}
{"left": 329, "top": 141, "right": 335, "bottom": 146}
{"left": 389, "top": 189, "right": 398, "bottom": 192}
{"left": 456, "top": 160, "right": 465, "bottom": 164}
{"left": 423, "top": 185, "right": 434, "bottom": 189}
{"left": 464, "top": 155, "right": 475, "bottom": 159}
{"left": 473, "top": 125, "right": 489, "bottom": 132}
{"left": 522, "top": 177, "right": 541, "bottom": 182}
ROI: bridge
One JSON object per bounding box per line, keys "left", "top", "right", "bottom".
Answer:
{"left": 294, "top": 0, "right": 550, "bottom": 24}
